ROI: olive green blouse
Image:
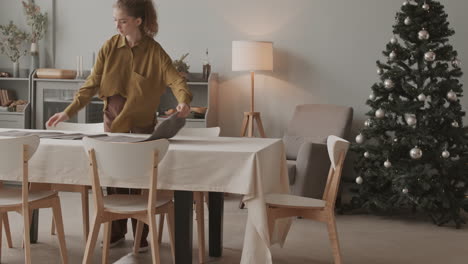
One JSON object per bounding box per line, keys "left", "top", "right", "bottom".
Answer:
{"left": 64, "top": 34, "right": 192, "bottom": 133}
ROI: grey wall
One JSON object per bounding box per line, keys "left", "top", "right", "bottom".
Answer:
{"left": 1, "top": 0, "right": 467, "bottom": 138}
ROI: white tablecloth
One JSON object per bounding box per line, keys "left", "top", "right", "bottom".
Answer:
{"left": 0, "top": 129, "right": 291, "bottom": 263}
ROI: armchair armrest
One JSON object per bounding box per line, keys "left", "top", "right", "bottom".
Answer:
{"left": 291, "top": 142, "right": 331, "bottom": 198}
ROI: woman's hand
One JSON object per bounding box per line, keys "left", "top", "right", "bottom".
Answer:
{"left": 46, "top": 112, "right": 70, "bottom": 127}
{"left": 176, "top": 103, "right": 190, "bottom": 118}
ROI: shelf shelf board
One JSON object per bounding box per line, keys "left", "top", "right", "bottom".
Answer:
{"left": 0, "top": 77, "right": 29, "bottom": 81}
{"left": 34, "top": 78, "right": 85, "bottom": 83}
{"left": 0, "top": 111, "right": 25, "bottom": 115}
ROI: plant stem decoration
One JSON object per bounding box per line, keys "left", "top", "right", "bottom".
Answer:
{"left": 0, "top": 21, "right": 29, "bottom": 63}
{"left": 22, "top": 0, "right": 48, "bottom": 45}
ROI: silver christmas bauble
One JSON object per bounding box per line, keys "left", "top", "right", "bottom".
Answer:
{"left": 356, "top": 134, "right": 365, "bottom": 144}
{"left": 402, "top": 188, "right": 409, "bottom": 194}
{"left": 369, "top": 93, "right": 376, "bottom": 101}
{"left": 404, "top": 17, "right": 412, "bottom": 25}
{"left": 356, "top": 176, "right": 363, "bottom": 184}
{"left": 384, "top": 160, "right": 392, "bottom": 168}
{"left": 364, "top": 119, "right": 372, "bottom": 127}
{"left": 442, "top": 150, "right": 450, "bottom": 158}
{"left": 364, "top": 151, "right": 370, "bottom": 158}
{"left": 405, "top": 115, "right": 417, "bottom": 126}
{"left": 452, "top": 121, "right": 459, "bottom": 128}
{"left": 447, "top": 90, "right": 457, "bottom": 101}
{"left": 418, "top": 29, "right": 430, "bottom": 40}
{"left": 422, "top": 3, "right": 430, "bottom": 10}
{"left": 390, "top": 36, "right": 398, "bottom": 44}
{"left": 384, "top": 79, "right": 394, "bottom": 89}
{"left": 389, "top": 51, "right": 397, "bottom": 61}
{"left": 375, "top": 109, "right": 385, "bottom": 119}
{"left": 377, "top": 68, "right": 383, "bottom": 75}
{"left": 417, "top": 93, "right": 426, "bottom": 102}
{"left": 424, "top": 51, "right": 436, "bottom": 62}
{"left": 393, "top": 137, "right": 398, "bottom": 143}
{"left": 452, "top": 59, "right": 461, "bottom": 68}
{"left": 410, "top": 146, "right": 423, "bottom": 159}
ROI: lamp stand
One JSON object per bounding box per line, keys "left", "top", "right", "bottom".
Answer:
{"left": 240, "top": 72, "right": 266, "bottom": 138}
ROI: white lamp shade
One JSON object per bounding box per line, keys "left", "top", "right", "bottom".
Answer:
{"left": 232, "top": 40, "right": 273, "bottom": 71}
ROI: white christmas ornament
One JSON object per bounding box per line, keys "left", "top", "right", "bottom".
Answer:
{"left": 356, "top": 134, "right": 365, "bottom": 144}
{"left": 402, "top": 1, "right": 409, "bottom": 6}
{"left": 452, "top": 121, "right": 459, "bottom": 128}
{"left": 418, "top": 29, "right": 430, "bottom": 40}
{"left": 364, "top": 151, "right": 370, "bottom": 158}
{"left": 369, "top": 93, "right": 376, "bottom": 101}
{"left": 452, "top": 59, "right": 461, "bottom": 68}
{"left": 424, "top": 51, "right": 436, "bottom": 62}
{"left": 389, "top": 51, "right": 397, "bottom": 61}
{"left": 410, "top": 146, "right": 423, "bottom": 159}
{"left": 404, "top": 17, "right": 412, "bottom": 25}
{"left": 390, "top": 36, "right": 398, "bottom": 44}
{"left": 384, "top": 79, "right": 394, "bottom": 89}
{"left": 405, "top": 114, "right": 417, "bottom": 126}
{"left": 442, "top": 150, "right": 450, "bottom": 158}
{"left": 377, "top": 68, "right": 383, "bottom": 75}
{"left": 417, "top": 93, "right": 426, "bottom": 101}
{"left": 393, "top": 137, "right": 399, "bottom": 143}
{"left": 402, "top": 188, "right": 409, "bottom": 194}
{"left": 422, "top": 3, "right": 430, "bottom": 10}
{"left": 356, "top": 176, "right": 363, "bottom": 184}
{"left": 447, "top": 90, "right": 457, "bottom": 101}
{"left": 384, "top": 160, "right": 392, "bottom": 168}
{"left": 375, "top": 109, "right": 385, "bottom": 119}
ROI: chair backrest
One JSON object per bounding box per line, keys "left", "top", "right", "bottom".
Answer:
{"left": 283, "top": 104, "right": 353, "bottom": 160}
{"left": 0, "top": 136, "right": 40, "bottom": 180}
{"left": 322, "top": 135, "right": 349, "bottom": 208}
{"left": 82, "top": 137, "right": 169, "bottom": 210}
{"left": 47, "top": 122, "right": 104, "bottom": 133}
{"left": 176, "top": 127, "right": 221, "bottom": 137}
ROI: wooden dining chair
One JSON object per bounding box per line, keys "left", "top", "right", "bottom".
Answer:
{"left": 47, "top": 122, "right": 104, "bottom": 241}
{"left": 82, "top": 137, "right": 174, "bottom": 264}
{"left": 0, "top": 135, "right": 68, "bottom": 263}
{"left": 265, "top": 135, "right": 349, "bottom": 264}
{"left": 158, "top": 126, "right": 221, "bottom": 263}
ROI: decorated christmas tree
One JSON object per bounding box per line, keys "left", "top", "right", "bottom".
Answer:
{"left": 351, "top": 0, "right": 468, "bottom": 227}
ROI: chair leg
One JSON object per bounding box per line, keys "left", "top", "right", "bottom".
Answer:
{"left": 195, "top": 192, "right": 205, "bottom": 263}
{"left": 3, "top": 213, "right": 13, "bottom": 248}
{"left": 133, "top": 220, "right": 143, "bottom": 254}
{"left": 51, "top": 218, "right": 56, "bottom": 235}
{"left": 102, "top": 222, "right": 111, "bottom": 264}
{"left": 0, "top": 212, "right": 3, "bottom": 262}
{"left": 166, "top": 210, "right": 176, "bottom": 263}
{"left": 148, "top": 214, "right": 161, "bottom": 264}
{"left": 22, "top": 207, "right": 32, "bottom": 264}
{"left": 81, "top": 187, "right": 90, "bottom": 242}
{"left": 327, "top": 213, "right": 342, "bottom": 264}
{"left": 52, "top": 198, "right": 69, "bottom": 264}
{"left": 157, "top": 214, "right": 165, "bottom": 245}
{"left": 82, "top": 214, "right": 101, "bottom": 264}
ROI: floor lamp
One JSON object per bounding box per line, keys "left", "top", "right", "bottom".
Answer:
{"left": 232, "top": 40, "right": 273, "bottom": 138}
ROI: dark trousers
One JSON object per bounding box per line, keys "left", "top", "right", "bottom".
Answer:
{"left": 104, "top": 94, "right": 155, "bottom": 244}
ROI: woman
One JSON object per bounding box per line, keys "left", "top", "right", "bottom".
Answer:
{"left": 47, "top": 0, "right": 192, "bottom": 251}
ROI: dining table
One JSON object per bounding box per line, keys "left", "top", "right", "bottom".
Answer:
{"left": 0, "top": 128, "right": 291, "bottom": 264}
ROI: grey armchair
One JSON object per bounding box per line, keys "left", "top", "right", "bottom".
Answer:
{"left": 283, "top": 104, "right": 353, "bottom": 198}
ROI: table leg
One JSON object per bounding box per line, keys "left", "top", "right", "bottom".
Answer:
{"left": 174, "top": 191, "right": 193, "bottom": 264}
{"left": 30, "top": 209, "right": 39, "bottom": 243}
{"left": 208, "top": 192, "right": 224, "bottom": 257}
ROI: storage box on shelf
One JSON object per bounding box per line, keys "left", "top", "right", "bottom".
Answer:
{"left": 0, "top": 68, "right": 32, "bottom": 129}
{"left": 158, "top": 72, "right": 218, "bottom": 128}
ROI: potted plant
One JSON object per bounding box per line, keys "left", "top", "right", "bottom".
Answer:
{"left": 173, "top": 53, "right": 190, "bottom": 79}
{"left": 22, "top": 0, "right": 48, "bottom": 73}
{"left": 0, "top": 21, "right": 29, "bottom": 77}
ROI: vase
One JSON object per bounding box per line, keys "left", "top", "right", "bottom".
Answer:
{"left": 13, "top": 62, "right": 19, "bottom": 78}
{"left": 29, "top": 43, "right": 39, "bottom": 75}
